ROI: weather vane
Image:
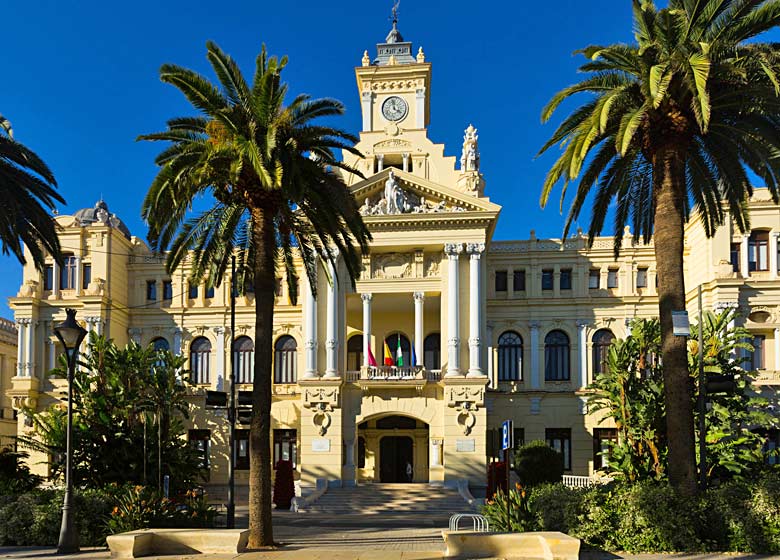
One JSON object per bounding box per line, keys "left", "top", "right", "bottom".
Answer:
{"left": 391, "top": 0, "right": 400, "bottom": 24}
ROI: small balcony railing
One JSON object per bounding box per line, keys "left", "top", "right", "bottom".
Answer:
{"left": 344, "top": 367, "right": 442, "bottom": 384}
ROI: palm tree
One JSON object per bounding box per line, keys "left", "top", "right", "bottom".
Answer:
{"left": 0, "top": 113, "right": 63, "bottom": 268}
{"left": 139, "top": 42, "right": 370, "bottom": 546}
{"left": 538, "top": 0, "right": 780, "bottom": 494}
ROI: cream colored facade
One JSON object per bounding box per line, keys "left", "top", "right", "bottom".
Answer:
{"left": 0, "top": 318, "right": 18, "bottom": 448}
{"left": 6, "top": 23, "right": 780, "bottom": 492}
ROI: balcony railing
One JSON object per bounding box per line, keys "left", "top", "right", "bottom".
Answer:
{"left": 345, "top": 366, "right": 442, "bottom": 383}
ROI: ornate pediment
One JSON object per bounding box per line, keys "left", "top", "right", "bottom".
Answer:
{"left": 351, "top": 168, "right": 499, "bottom": 218}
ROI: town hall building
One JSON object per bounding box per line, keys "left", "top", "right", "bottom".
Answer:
{"left": 6, "top": 21, "right": 780, "bottom": 494}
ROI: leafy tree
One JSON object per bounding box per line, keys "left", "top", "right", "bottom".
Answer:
{"left": 138, "top": 42, "right": 370, "bottom": 546}
{"left": 539, "top": 0, "right": 780, "bottom": 494}
{"left": 689, "top": 309, "right": 779, "bottom": 480}
{"left": 589, "top": 320, "right": 667, "bottom": 481}
{"left": 0, "top": 114, "right": 63, "bottom": 268}
{"left": 0, "top": 449, "right": 43, "bottom": 494}
{"left": 514, "top": 440, "right": 564, "bottom": 486}
{"left": 17, "top": 334, "right": 203, "bottom": 490}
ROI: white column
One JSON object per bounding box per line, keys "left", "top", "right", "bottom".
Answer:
{"left": 361, "top": 293, "right": 372, "bottom": 368}
{"left": 47, "top": 338, "right": 56, "bottom": 372}
{"left": 773, "top": 233, "right": 780, "bottom": 278}
{"left": 24, "top": 320, "right": 35, "bottom": 377}
{"left": 740, "top": 237, "right": 749, "bottom": 277}
{"left": 74, "top": 256, "right": 82, "bottom": 296}
{"left": 214, "top": 326, "right": 225, "bottom": 390}
{"left": 774, "top": 328, "right": 780, "bottom": 371}
{"left": 83, "top": 318, "right": 94, "bottom": 359}
{"left": 173, "top": 329, "right": 182, "bottom": 356}
{"left": 444, "top": 243, "right": 463, "bottom": 377}
{"left": 324, "top": 254, "right": 340, "bottom": 379}
{"left": 577, "top": 321, "right": 588, "bottom": 389}
{"left": 52, "top": 262, "right": 60, "bottom": 298}
{"left": 15, "top": 321, "right": 25, "bottom": 377}
{"left": 376, "top": 154, "right": 384, "bottom": 173}
{"left": 402, "top": 153, "right": 410, "bottom": 172}
{"left": 467, "top": 243, "right": 486, "bottom": 377}
{"left": 530, "top": 321, "right": 541, "bottom": 389}
{"left": 486, "top": 322, "right": 495, "bottom": 388}
{"left": 430, "top": 439, "right": 442, "bottom": 467}
{"left": 361, "top": 91, "right": 372, "bottom": 132}
{"left": 413, "top": 292, "right": 424, "bottom": 367}
{"left": 304, "top": 267, "right": 318, "bottom": 378}
{"left": 415, "top": 88, "right": 426, "bottom": 128}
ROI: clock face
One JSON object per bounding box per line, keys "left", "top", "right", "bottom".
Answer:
{"left": 382, "top": 96, "right": 408, "bottom": 122}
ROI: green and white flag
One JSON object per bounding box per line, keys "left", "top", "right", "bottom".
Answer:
{"left": 396, "top": 337, "right": 404, "bottom": 367}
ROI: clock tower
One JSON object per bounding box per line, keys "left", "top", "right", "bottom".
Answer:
{"left": 355, "top": 14, "right": 431, "bottom": 134}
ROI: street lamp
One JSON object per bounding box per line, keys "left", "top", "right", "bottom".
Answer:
{"left": 54, "top": 308, "right": 87, "bottom": 555}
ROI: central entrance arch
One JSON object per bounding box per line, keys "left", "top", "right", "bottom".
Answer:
{"left": 357, "top": 414, "right": 429, "bottom": 483}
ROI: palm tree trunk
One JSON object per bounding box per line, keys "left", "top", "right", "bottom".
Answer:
{"left": 652, "top": 146, "right": 697, "bottom": 495}
{"left": 248, "top": 205, "right": 275, "bottom": 548}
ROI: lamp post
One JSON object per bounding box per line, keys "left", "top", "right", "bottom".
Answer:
{"left": 54, "top": 308, "right": 87, "bottom": 555}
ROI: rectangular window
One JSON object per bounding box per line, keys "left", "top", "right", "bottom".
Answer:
{"left": 636, "top": 267, "right": 648, "bottom": 289}
{"left": 162, "top": 280, "right": 173, "bottom": 301}
{"left": 188, "top": 429, "right": 211, "bottom": 471}
{"left": 560, "top": 269, "right": 572, "bottom": 290}
{"left": 752, "top": 335, "right": 766, "bottom": 370}
{"left": 205, "top": 285, "right": 215, "bottom": 299}
{"left": 607, "top": 269, "right": 619, "bottom": 289}
{"left": 730, "top": 243, "right": 741, "bottom": 273}
{"left": 513, "top": 270, "right": 526, "bottom": 292}
{"left": 513, "top": 428, "right": 525, "bottom": 449}
{"left": 235, "top": 429, "right": 250, "bottom": 470}
{"left": 60, "top": 255, "right": 77, "bottom": 290}
{"left": 749, "top": 231, "right": 769, "bottom": 271}
{"left": 273, "top": 429, "right": 297, "bottom": 469}
{"left": 546, "top": 428, "right": 572, "bottom": 471}
{"left": 44, "top": 265, "right": 53, "bottom": 291}
{"left": 82, "top": 263, "right": 91, "bottom": 290}
{"left": 589, "top": 269, "right": 600, "bottom": 289}
{"left": 765, "top": 429, "right": 780, "bottom": 465}
{"left": 188, "top": 282, "right": 198, "bottom": 299}
{"left": 593, "top": 428, "right": 617, "bottom": 470}
{"left": 495, "top": 270, "right": 508, "bottom": 292}
{"left": 541, "top": 269, "right": 554, "bottom": 291}
{"left": 146, "top": 280, "right": 157, "bottom": 301}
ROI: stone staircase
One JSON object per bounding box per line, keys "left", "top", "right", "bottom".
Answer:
{"left": 305, "top": 483, "right": 475, "bottom": 518}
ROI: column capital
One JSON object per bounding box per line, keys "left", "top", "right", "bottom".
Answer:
{"left": 361, "top": 293, "right": 373, "bottom": 303}
{"left": 714, "top": 301, "right": 739, "bottom": 312}
{"left": 444, "top": 243, "right": 463, "bottom": 257}
{"left": 413, "top": 291, "right": 425, "bottom": 302}
{"left": 466, "top": 243, "right": 485, "bottom": 257}
{"left": 213, "top": 326, "right": 226, "bottom": 335}
{"left": 576, "top": 320, "right": 589, "bottom": 329}
{"left": 529, "top": 321, "right": 542, "bottom": 331}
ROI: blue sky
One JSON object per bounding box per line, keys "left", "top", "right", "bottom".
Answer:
{"left": 3, "top": 1, "right": 776, "bottom": 318}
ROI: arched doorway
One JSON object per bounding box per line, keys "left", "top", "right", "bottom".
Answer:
{"left": 357, "top": 414, "right": 429, "bottom": 483}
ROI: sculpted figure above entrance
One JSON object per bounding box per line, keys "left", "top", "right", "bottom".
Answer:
{"left": 358, "top": 170, "right": 467, "bottom": 216}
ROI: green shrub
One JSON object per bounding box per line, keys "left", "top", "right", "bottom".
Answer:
{"left": 481, "top": 485, "right": 534, "bottom": 532}
{"left": 528, "top": 483, "right": 584, "bottom": 533}
{"left": 513, "top": 441, "right": 564, "bottom": 486}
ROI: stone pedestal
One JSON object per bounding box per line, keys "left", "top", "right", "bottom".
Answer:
{"left": 442, "top": 377, "right": 488, "bottom": 490}
{"left": 299, "top": 379, "right": 344, "bottom": 487}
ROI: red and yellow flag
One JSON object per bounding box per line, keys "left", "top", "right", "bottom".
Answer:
{"left": 383, "top": 340, "right": 394, "bottom": 366}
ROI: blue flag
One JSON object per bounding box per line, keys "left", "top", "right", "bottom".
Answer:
{"left": 411, "top": 343, "right": 417, "bottom": 367}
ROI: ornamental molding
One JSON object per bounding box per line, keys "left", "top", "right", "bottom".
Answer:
{"left": 373, "top": 139, "right": 412, "bottom": 151}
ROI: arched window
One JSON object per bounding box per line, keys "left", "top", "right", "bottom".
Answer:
{"left": 544, "top": 330, "right": 570, "bottom": 381}
{"left": 274, "top": 336, "right": 297, "bottom": 384}
{"left": 592, "top": 329, "right": 615, "bottom": 376}
{"left": 233, "top": 336, "right": 254, "bottom": 384}
{"left": 498, "top": 331, "right": 523, "bottom": 381}
{"left": 151, "top": 337, "right": 170, "bottom": 352}
{"left": 424, "top": 333, "right": 441, "bottom": 370}
{"left": 384, "top": 333, "right": 411, "bottom": 367}
{"left": 190, "top": 337, "right": 211, "bottom": 384}
{"left": 347, "top": 335, "right": 363, "bottom": 371}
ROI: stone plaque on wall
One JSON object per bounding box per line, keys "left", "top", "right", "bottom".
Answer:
{"left": 456, "top": 439, "right": 475, "bottom": 452}
{"left": 311, "top": 438, "right": 331, "bottom": 452}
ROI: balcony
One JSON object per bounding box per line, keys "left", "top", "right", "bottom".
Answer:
{"left": 345, "top": 366, "right": 441, "bottom": 391}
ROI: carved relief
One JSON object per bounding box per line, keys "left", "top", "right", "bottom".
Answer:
{"left": 373, "top": 139, "right": 412, "bottom": 151}
{"left": 425, "top": 255, "right": 440, "bottom": 277}
{"left": 303, "top": 386, "right": 340, "bottom": 436}
{"left": 373, "top": 253, "right": 414, "bottom": 279}
{"left": 358, "top": 172, "right": 466, "bottom": 216}
{"left": 446, "top": 385, "right": 485, "bottom": 408}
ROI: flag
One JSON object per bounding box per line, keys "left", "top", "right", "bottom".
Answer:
{"left": 396, "top": 337, "right": 404, "bottom": 367}
{"left": 367, "top": 344, "right": 378, "bottom": 367}
{"left": 383, "top": 340, "right": 393, "bottom": 366}
{"left": 411, "top": 343, "right": 417, "bottom": 367}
